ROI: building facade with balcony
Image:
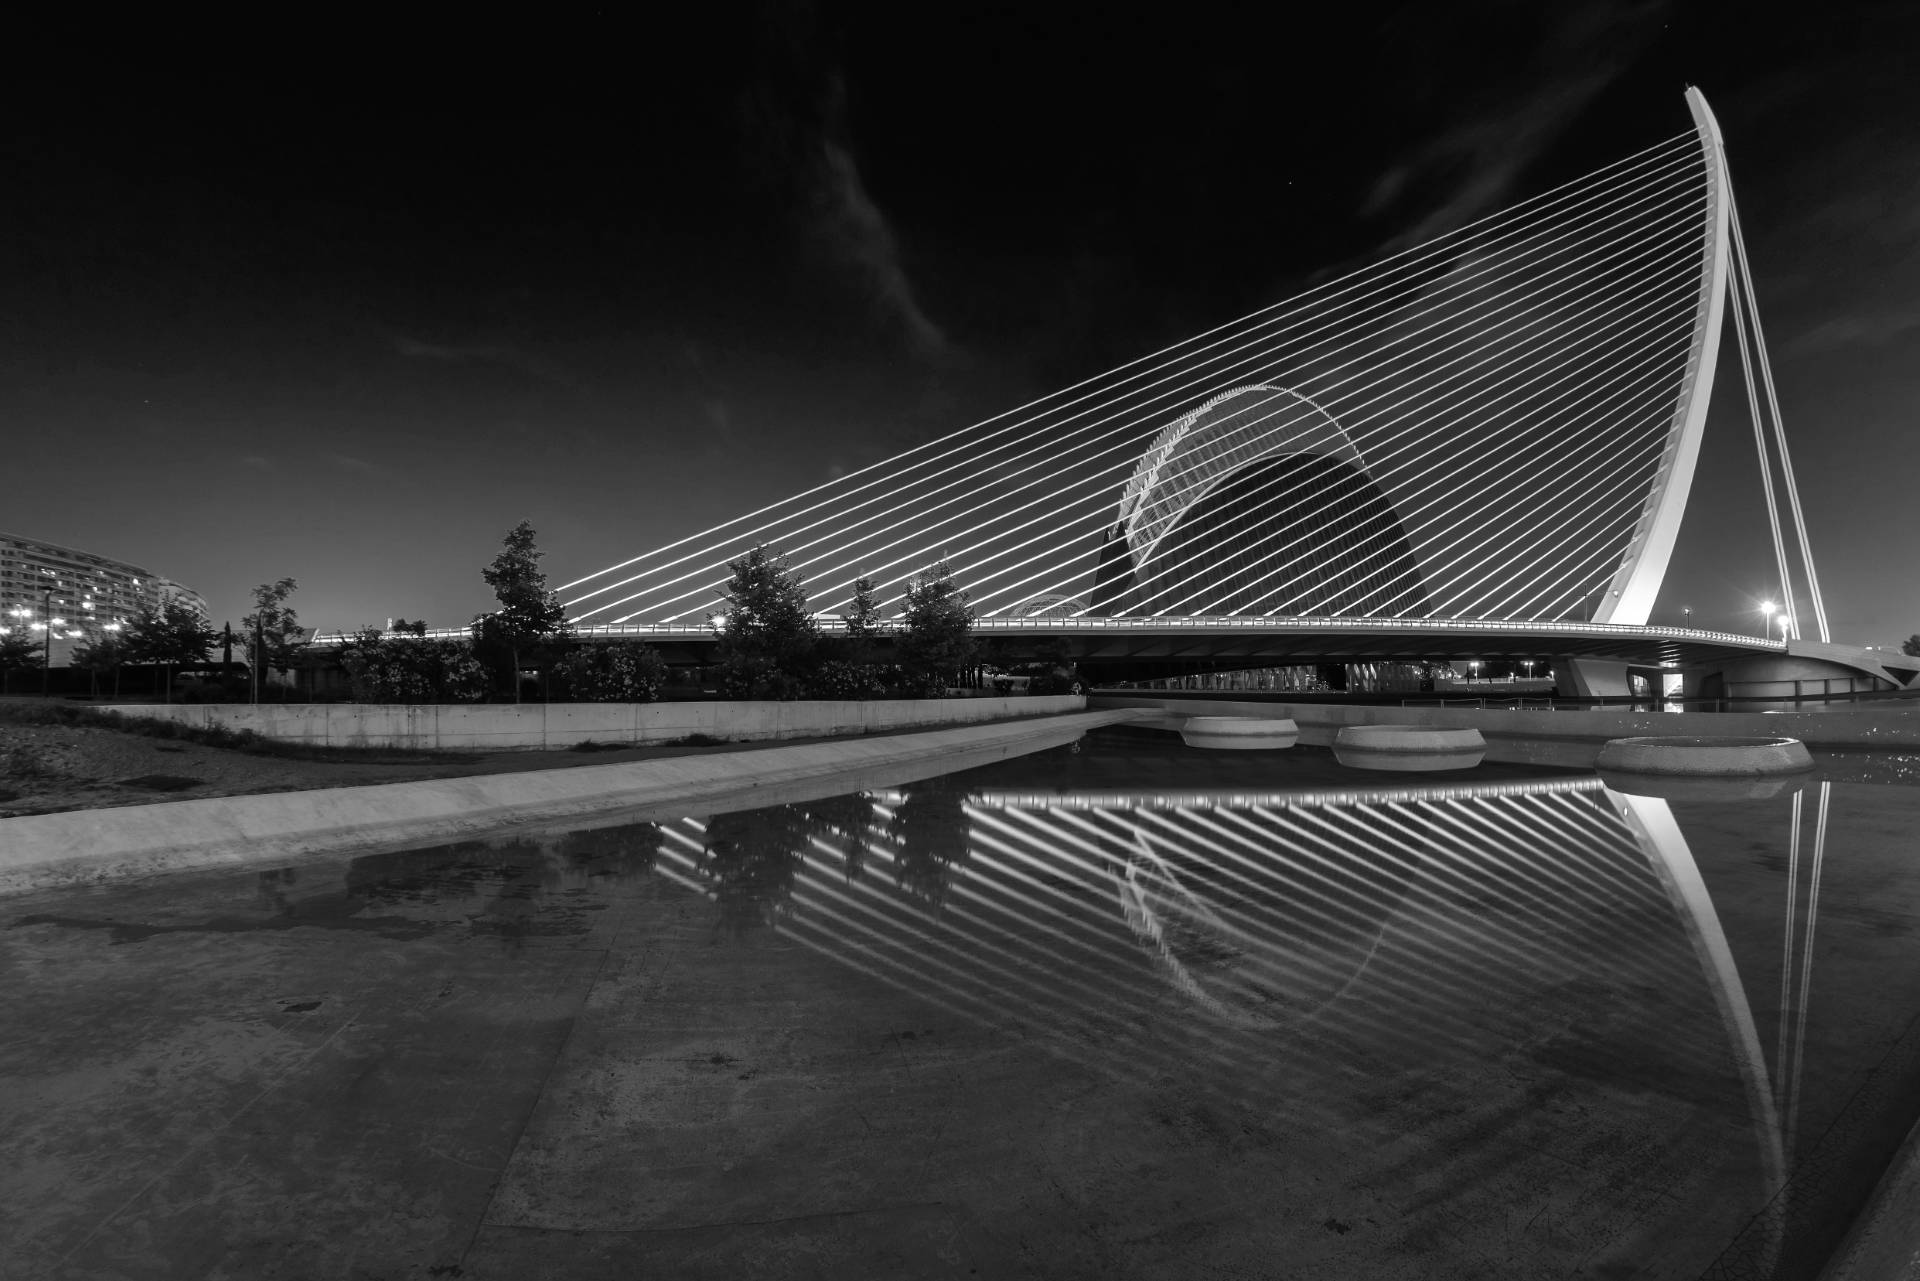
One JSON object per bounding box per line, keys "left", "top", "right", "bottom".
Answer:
{"left": 0, "top": 531, "right": 208, "bottom": 663}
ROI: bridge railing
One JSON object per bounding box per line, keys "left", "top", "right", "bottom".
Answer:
{"left": 306, "top": 615, "right": 1777, "bottom": 650}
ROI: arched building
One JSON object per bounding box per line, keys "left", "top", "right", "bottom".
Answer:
{"left": 1090, "top": 386, "right": 1428, "bottom": 616}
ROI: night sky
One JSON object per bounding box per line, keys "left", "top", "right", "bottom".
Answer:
{"left": 6, "top": 2, "right": 1916, "bottom": 643}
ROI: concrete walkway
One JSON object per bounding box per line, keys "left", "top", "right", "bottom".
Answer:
{"left": 0, "top": 709, "right": 1145, "bottom": 896}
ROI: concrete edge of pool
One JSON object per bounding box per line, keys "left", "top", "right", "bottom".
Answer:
{"left": 1819, "top": 1111, "right": 1920, "bottom": 1281}
{"left": 0, "top": 709, "right": 1150, "bottom": 897}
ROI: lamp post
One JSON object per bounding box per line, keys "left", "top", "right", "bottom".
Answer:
{"left": 42, "top": 587, "right": 54, "bottom": 697}
{"left": 1761, "top": 600, "right": 1776, "bottom": 642}
{"left": 1683, "top": 606, "right": 1692, "bottom": 629}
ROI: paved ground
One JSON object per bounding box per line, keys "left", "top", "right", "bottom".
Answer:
{"left": 0, "top": 699, "right": 990, "bottom": 820}
{"left": 6, "top": 735, "right": 1920, "bottom": 1278}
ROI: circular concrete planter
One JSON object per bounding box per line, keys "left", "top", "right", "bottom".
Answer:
{"left": 1594, "top": 735, "right": 1813, "bottom": 777}
{"left": 1332, "top": 724, "right": 1485, "bottom": 772}
{"left": 1597, "top": 771, "right": 1801, "bottom": 802}
{"left": 1180, "top": 716, "right": 1299, "bottom": 750}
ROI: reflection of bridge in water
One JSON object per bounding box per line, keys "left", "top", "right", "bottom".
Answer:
{"left": 590, "top": 770, "right": 1836, "bottom": 1275}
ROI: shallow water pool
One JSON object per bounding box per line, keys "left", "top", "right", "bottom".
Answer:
{"left": 5, "top": 727, "right": 1919, "bottom": 1279}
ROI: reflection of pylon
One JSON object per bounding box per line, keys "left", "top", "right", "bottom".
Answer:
{"left": 1776, "top": 781, "right": 1832, "bottom": 1147}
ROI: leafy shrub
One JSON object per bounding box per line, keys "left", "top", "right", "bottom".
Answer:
{"left": 338, "top": 629, "right": 490, "bottom": 704}
{"left": 552, "top": 642, "right": 669, "bottom": 703}
{"left": 806, "top": 660, "right": 889, "bottom": 700}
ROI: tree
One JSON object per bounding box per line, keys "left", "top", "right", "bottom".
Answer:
{"left": 473, "top": 521, "right": 573, "bottom": 701}
{"left": 0, "top": 631, "right": 43, "bottom": 696}
{"left": 711, "top": 544, "right": 818, "bottom": 698}
{"left": 1903, "top": 635, "right": 1920, "bottom": 658}
{"left": 124, "top": 602, "right": 217, "bottom": 703}
{"left": 240, "top": 578, "right": 304, "bottom": 700}
{"left": 390, "top": 618, "right": 429, "bottom": 637}
{"left": 896, "top": 559, "right": 974, "bottom": 695}
{"left": 845, "top": 575, "right": 880, "bottom": 642}
{"left": 69, "top": 625, "right": 131, "bottom": 699}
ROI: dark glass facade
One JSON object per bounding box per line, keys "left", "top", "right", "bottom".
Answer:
{"left": 1091, "top": 454, "right": 1428, "bottom": 616}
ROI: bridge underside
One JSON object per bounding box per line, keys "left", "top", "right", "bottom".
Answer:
{"left": 564, "top": 619, "right": 1796, "bottom": 681}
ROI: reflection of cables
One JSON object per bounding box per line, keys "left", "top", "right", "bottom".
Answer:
{"left": 1117, "top": 828, "right": 1393, "bottom": 1029}
{"left": 1776, "top": 789, "right": 1802, "bottom": 1116}
{"left": 1787, "top": 782, "right": 1831, "bottom": 1142}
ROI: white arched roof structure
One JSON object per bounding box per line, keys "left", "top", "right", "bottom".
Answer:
{"left": 1114, "top": 384, "right": 1367, "bottom": 575}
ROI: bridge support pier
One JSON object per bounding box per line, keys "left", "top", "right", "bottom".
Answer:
{"left": 1553, "top": 658, "right": 1633, "bottom": 700}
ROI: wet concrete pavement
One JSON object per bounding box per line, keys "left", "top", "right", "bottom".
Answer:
{"left": 7, "top": 732, "right": 1920, "bottom": 1279}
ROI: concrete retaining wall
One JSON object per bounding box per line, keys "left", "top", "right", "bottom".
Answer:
{"left": 99, "top": 695, "right": 1084, "bottom": 751}
{"left": 0, "top": 710, "right": 1141, "bottom": 896}
{"left": 1094, "top": 695, "right": 1920, "bottom": 767}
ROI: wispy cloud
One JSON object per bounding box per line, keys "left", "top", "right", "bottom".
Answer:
{"left": 1362, "top": 5, "right": 1660, "bottom": 254}
{"left": 386, "top": 332, "right": 579, "bottom": 388}
{"left": 740, "top": 11, "right": 957, "bottom": 364}
{"left": 812, "top": 126, "right": 954, "bottom": 362}
{"left": 325, "top": 453, "right": 389, "bottom": 477}
{"left": 1785, "top": 309, "right": 1920, "bottom": 356}
{"left": 240, "top": 455, "right": 275, "bottom": 471}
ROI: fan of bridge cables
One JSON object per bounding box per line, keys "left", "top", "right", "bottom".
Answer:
{"left": 565, "top": 125, "right": 1715, "bottom": 625}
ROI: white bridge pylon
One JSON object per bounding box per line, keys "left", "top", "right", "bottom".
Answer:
{"left": 562, "top": 88, "right": 1826, "bottom": 642}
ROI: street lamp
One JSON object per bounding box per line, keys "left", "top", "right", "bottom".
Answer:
{"left": 1682, "top": 606, "right": 1692, "bottom": 629}
{"left": 42, "top": 587, "right": 53, "bottom": 697}
{"left": 1760, "top": 600, "right": 1776, "bottom": 641}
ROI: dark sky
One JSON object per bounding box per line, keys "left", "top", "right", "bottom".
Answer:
{"left": 5, "top": 2, "right": 1916, "bottom": 643}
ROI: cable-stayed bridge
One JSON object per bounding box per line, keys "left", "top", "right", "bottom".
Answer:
{"left": 542, "top": 91, "right": 1911, "bottom": 693}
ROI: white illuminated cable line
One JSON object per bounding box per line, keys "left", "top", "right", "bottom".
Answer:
{"left": 1201, "top": 803, "right": 1542, "bottom": 976}
{"left": 610, "top": 184, "right": 1697, "bottom": 629}
{"left": 572, "top": 143, "right": 1712, "bottom": 618}
{"left": 1727, "top": 238, "right": 1796, "bottom": 639}
{"left": 1085, "top": 816, "right": 1484, "bottom": 1050}
{"left": 1382, "top": 361, "right": 1681, "bottom": 622}
{"left": 587, "top": 148, "right": 1712, "bottom": 622}
{"left": 889, "top": 194, "right": 1704, "bottom": 622}
{"left": 1522, "top": 794, "right": 1678, "bottom": 898}
{"left": 1315, "top": 277, "right": 1695, "bottom": 616}
{"left": 823, "top": 177, "right": 1710, "bottom": 623}
{"left": 561, "top": 133, "right": 1700, "bottom": 600}
{"left": 571, "top": 145, "right": 1705, "bottom": 619}
{"left": 1479, "top": 794, "right": 1674, "bottom": 911}
{"left": 1788, "top": 782, "right": 1831, "bottom": 1136}
{"left": 1126, "top": 256, "right": 1702, "bottom": 618}
{"left": 1015, "top": 185, "right": 1709, "bottom": 618}
{"left": 1730, "top": 194, "right": 1829, "bottom": 642}
{"left": 1777, "top": 788, "right": 1804, "bottom": 1103}
{"left": 1249, "top": 803, "right": 1586, "bottom": 981}
{"left": 1108, "top": 819, "right": 1483, "bottom": 1038}
{"left": 567, "top": 141, "right": 1703, "bottom": 611}
{"left": 1130, "top": 253, "right": 1700, "bottom": 618}
{"left": 1413, "top": 798, "right": 1666, "bottom": 942}
{"left": 1404, "top": 369, "right": 1686, "bottom": 618}
{"left": 1106, "top": 231, "right": 1696, "bottom": 615}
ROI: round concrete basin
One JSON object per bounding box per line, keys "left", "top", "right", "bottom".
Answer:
{"left": 1332, "top": 724, "right": 1486, "bottom": 772}
{"left": 1596, "top": 771, "right": 1802, "bottom": 802}
{"left": 1594, "top": 735, "right": 1814, "bottom": 777}
{"left": 1179, "top": 716, "right": 1299, "bottom": 750}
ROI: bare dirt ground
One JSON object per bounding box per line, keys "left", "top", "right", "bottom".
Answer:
{"left": 0, "top": 708, "right": 795, "bottom": 820}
